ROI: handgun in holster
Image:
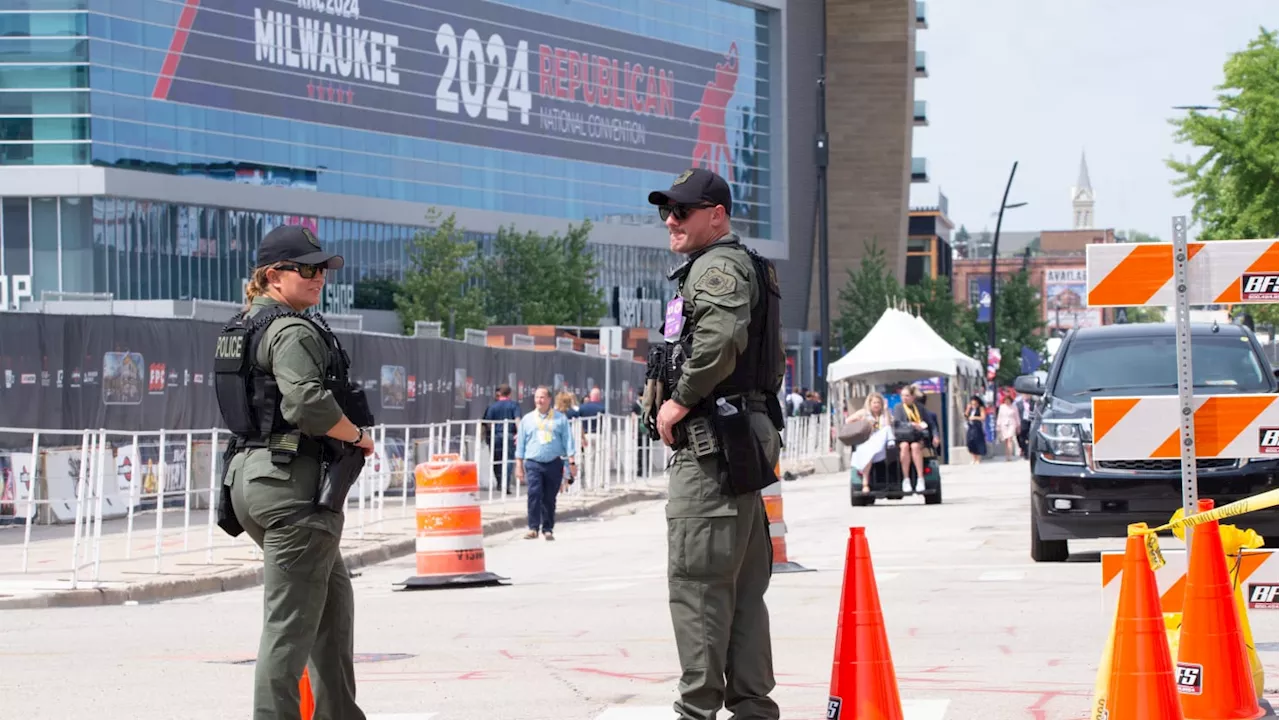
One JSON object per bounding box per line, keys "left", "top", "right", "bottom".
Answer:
{"left": 316, "top": 437, "right": 366, "bottom": 514}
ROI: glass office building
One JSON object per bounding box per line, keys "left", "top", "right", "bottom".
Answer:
{"left": 0, "top": 0, "right": 786, "bottom": 318}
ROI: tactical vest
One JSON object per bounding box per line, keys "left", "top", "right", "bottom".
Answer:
{"left": 671, "top": 238, "right": 783, "bottom": 401}
{"left": 213, "top": 305, "right": 351, "bottom": 445}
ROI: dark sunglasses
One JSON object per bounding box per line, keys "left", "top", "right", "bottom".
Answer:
{"left": 275, "top": 263, "right": 326, "bottom": 279}
{"left": 659, "top": 203, "right": 714, "bottom": 222}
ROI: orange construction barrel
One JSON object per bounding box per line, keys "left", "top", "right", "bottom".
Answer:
{"left": 396, "top": 459, "right": 508, "bottom": 590}
{"left": 762, "top": 471, "right": 812, "bottom": 574}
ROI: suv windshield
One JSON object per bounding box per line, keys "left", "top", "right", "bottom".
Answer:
{"left": 1054, "top": 333, "right": 1273, "bottom": 398}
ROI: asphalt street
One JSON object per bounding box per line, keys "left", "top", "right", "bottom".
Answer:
{"left": 1, "top": 458, "right": 1275, "bottom": 720}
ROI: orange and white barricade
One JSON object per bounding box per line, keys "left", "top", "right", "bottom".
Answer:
{"left": 762, "top": 476, "right": 812, "bottom": 574}
{"left": 1086, "top": 238, "right": 1278, "bottom": 307}
{"left": 1092, "top": 394, "right": 1280, "bottom": 461}
{"left": 1100, "top": 548, "right": 1279, "bottom": 616}
{"left": 397, "top": 458, "right": 508, "bottom": 590}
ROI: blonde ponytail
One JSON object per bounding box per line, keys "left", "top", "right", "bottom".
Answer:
{"left": 243, "top": 266, "right": 271, "bottom": 310}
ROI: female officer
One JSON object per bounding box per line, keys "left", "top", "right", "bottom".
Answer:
{"left": 220, "top": 224, "right": 374, "bottom": 720}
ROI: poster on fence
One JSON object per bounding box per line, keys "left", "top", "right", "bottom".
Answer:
{"left": 0, "top": 453, "right": 36, "bottom": 521}
{"left": 0, "top": 312, "right": 645, "bottom": 442}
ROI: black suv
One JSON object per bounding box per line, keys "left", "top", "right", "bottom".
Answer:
{"left": 1016, "top": 322, "right": 1279, "bottom": 562}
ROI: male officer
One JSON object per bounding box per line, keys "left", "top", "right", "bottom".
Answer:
{"left": 645, "top": 168, "right": 786, "bottom": 720}
{"left": 215, "top": 224, "right": 374, "bottom": 720}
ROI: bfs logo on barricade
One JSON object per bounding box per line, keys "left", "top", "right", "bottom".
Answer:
{"left": 1260, "top": 427, "right": 1279, "bottom": 455}
{"left": 1240, "top": 273, "right": 1280, "bottom": 301}
{"left": 1248, "top": 582, "right": 1279, "bottom": 609}
{"left": 1175, "top": 662, "right": 1204, "bottom": 695}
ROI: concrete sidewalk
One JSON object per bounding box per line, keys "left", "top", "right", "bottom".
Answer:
{"left": 0, "top": 481, "right": 667, "bottom": 610}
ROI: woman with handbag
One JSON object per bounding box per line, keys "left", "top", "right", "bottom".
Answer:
{"left": 844, "top": 392, "right": 894, "bottom": 494}
{"left": 892, "top": 384, "right": 930, "bottom": 488}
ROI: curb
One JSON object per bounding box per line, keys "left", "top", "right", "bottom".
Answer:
{"left": 0, "top": 488, "right": 665, "bottom": 611}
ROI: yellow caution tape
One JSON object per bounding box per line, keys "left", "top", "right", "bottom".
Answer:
{"left": 1127, "top": 489, "right": 1279, "bottom": 570}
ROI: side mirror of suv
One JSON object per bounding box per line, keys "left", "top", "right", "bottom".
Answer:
{"left": 1014, "top": 373, "right": 1044, "bottom": 397}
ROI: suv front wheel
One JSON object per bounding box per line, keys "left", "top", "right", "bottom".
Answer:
{"left": 1031, "top": 502, "right": 1069, "bottom": 562}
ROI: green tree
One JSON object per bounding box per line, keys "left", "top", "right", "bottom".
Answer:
{"left": 1167, "top": 28, "right": 1278, "bottom": 242}
{"left": 955, "top": 225, "right": 971, "bottom": 258}
{"left": 483, "top": 220, "right": 608, "bottom": 326}
{"left": 353, "top": 275, "right": 399, "bottom": 311}
{"left": 832, "top": 242, "right": 901, "bottom": 353}
{"left": 905, "top": 275, "right": 983, "bottom": 357}
{"left": 985, "top": 270, "right": 1047, "bottom": 384}
{"left": 395, "top": 211, "right": 488, "bottom": 338}
{"left": 1122, "top": 229, "right": 1163, "bottom": 244}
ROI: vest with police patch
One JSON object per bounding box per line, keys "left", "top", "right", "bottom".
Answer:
{"left": 671, "top": 238, "right": 782, "bottom": 400}
{"left": 213, "top": 305, "right": 350, "bottom": 442}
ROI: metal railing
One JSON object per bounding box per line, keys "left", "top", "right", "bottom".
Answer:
{"left": 0, "top": 414, "right": 670, "bottom": 591}
{"left": 0, "top": 413, "right": 838, "bottom": 591}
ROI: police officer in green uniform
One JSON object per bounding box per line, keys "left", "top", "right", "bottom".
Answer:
{"left": 644, "top": 168, "right": 787, "bottom": 720}
{"left": 214, "top": 224, "right": 375, "bottom": 720}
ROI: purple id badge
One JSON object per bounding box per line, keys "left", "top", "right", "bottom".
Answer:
{"left": 663, "top": 297, "right": 685, "bottom": 341}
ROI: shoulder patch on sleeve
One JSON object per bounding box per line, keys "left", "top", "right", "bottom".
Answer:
{"left": 693, "top": 266, "right": 737, "bottom": 297}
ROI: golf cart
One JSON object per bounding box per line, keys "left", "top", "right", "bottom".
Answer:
{"left": 849, "top": 439, "right": 942, "bottom": 506}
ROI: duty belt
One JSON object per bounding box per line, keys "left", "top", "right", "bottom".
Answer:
{"left": 228, "top": 433, "right": 326, "bottom": 464}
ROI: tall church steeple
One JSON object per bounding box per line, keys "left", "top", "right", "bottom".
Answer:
{"left": 1072, "top": 151, "right": 1095, "bottom": 229}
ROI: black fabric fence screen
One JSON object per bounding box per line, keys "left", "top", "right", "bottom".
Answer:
{"left": 0, "top": 313, "right": 646, "bottom": 438}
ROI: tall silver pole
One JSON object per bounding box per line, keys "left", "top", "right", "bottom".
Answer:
{"left": 1171, "top": 216, "right": 1198, "bottom": 554}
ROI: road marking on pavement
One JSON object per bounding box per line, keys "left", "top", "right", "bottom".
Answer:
{"left": 593, "top": 699, "right": 949, "bottom": 719}
{"left": 903, "top": 698, "right": 951, "bottom": 720}
{"left": 977, "top": 570, "right": 1025, "bottom": 582}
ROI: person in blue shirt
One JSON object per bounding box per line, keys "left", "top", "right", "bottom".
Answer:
{"left": 515, "top": 386, "right": 577, "bottom": 540}
{"left": 482, "top": 384, "right": 521, "bottom": 494}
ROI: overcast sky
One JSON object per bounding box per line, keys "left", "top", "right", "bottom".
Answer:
{"left": 909, "top": 0, "right": 1279, "bottom": 241}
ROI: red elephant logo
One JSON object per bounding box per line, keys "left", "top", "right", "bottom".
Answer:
{"left": 690, "top": 43, "right": 739, "bottom": 178}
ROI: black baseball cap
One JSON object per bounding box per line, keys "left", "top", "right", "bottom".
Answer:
{"left": 647, "top": 168, "right": 733, "bottom": 217}
{"left": 255, "top": 224, "right": 345, "bottom": 269}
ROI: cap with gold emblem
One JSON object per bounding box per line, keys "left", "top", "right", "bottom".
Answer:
{"left": 647, "top": 167, "right": 733, "bottom": 217}
{"left": 255, "top": 224, "right": 345, "bottom": 269}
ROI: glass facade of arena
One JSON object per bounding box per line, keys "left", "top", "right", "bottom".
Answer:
{"left": 0, "top": 195, "right": 680, "bottom": 306}
{"left": 2, "top": 1, "right": 775, "bottom": 225}
{"left": 2, "top": 0, "right": 779, "bottom": 309}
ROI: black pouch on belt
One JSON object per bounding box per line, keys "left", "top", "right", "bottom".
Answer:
{"left": 711, "top": 396, "right": 778, "bottom": 496}
{"left": 216, "top": 441, "right": 245, "bottom": 538}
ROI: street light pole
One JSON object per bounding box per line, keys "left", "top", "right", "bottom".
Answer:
{"left": 987, "top": 161, "right": 1020, "bottom": 355}
{"left": 815, "top": 0, "right": 830, "bottom": 392}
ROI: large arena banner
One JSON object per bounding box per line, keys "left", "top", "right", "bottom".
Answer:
{"left": 151, "top": 0, "right": 747, "bottom": 176}
{"left": 0, "top": 313, "right": 643, "bottom": 439}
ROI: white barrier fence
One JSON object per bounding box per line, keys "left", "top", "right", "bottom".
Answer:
{"left": 0, "top": 411, "right": 836, "bottom": 590}
{"left": 782, "top": 413, "right": 835, "bottom": 467}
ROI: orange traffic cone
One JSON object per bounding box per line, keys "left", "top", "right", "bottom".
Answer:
{"left": 826, "top": 527, "right": 903, "bottom": 720}
{"left": 1105, "top": 528, "right": 1185, "bottom": 720}
{"left": 1177, "top": 499, "right": 1263, "bottom": 719}
{"left": 299, "top": 666, "right": 315, "bottom": 720}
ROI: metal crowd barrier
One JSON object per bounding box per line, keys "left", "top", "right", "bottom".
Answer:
{"left": 782, "top": 414, "right": 834, "bottom": 467}
{"left": 0, "top": 414, "right": 670, "bottom": 591}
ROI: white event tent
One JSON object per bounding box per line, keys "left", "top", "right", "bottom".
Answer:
{"left": 825, "top": 308, "right": 983, "bottom": 455}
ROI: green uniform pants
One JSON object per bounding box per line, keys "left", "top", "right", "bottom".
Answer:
{"left": 666, "top": 412, "right": 781, "bottom": 720}
{"left": 229, "top": 453, "right": 365, "bottom": 720}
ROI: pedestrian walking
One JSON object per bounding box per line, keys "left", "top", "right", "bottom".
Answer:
{"left": 482, "top": 384, "right": 521, "bottom": 494}
{"left": 644, "top": 168, "right": 787, "bottom": 720}
{"left": 515, "top": 386, "right": 577, "bottom": 541}
{"left": 213, "top": 224, "right": 375, "bottom": 720}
